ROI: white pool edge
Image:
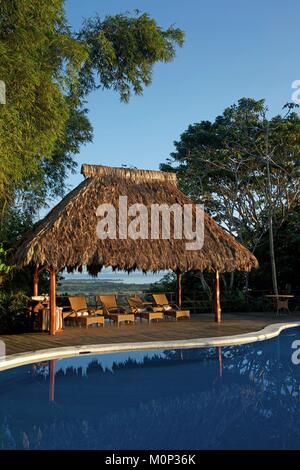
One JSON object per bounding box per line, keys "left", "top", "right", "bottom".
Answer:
{"left": 1, "top": 321, "right": 300, "bottom": 371}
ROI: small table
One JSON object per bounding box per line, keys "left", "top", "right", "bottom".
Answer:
{"left": 152, "top": 307, "right": 190, "bottom": 320}
{"left": 265, "top": 295, "right": 294, "bottom": 314}
{"left": 78, "top": 315, "right": 105, "bottom": 328}
{"left": 164, "top": 309, "right": 191, "bottom": 321}
{"left": 108, "top": 313, "right": 135, "bottom": 326}
{"left": 140, "top": 311, "right": 164, "bottom": 323}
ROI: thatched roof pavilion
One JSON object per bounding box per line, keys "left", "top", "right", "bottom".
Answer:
{"left": 14, "top": 164, "right": 258, "bottom": 334}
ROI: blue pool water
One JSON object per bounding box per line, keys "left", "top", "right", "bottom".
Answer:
{"left": 1, "top": 327, "right": 300, "bottom": 450}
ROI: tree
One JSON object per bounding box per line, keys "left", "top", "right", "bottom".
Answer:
{"left": 251, "top": 205, "right": 300, "bottom": 292}
{"left": 0, "top": 2, "right": 184, "bottom": 212}
{"left": 0, "top": 3, "right": 185, "bottom": 330}
{"left": 161, "top": 98, "right": 300, "bottom": 294}
{"left": 0, "top": 0, "right": 87, "bottom": 208}
{"left": 0, "top": 244, "right": 13, "bottom": 285}
{"left": 14, "top": 102, "right": 93, "bottom": 213}
{"left": 78, "top": 12, "right": 184, "bottom": 103}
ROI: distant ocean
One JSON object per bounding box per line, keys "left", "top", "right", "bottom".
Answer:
{"left": 62, "top": 268, "right": 168, "bottom": 285}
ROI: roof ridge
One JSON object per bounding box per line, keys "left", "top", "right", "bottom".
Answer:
{"left": 81, "top": 164, "right": 177, "bottom": 185}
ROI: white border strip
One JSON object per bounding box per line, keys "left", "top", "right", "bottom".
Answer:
{"left": 0, "top": 321, "right": 300, "bottom": 372}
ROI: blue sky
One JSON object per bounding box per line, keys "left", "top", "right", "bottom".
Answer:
{"left": 62, "top": 0, "right": 300, "bottom": 282}
{"left": 64, "top": 0, "right": 300, "bottom": 189}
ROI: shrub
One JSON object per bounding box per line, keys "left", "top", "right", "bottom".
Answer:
{"left": 0, "top": 291, "right": 30, "bottom": 334}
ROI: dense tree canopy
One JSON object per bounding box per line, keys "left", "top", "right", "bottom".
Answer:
{"left": 0, "top": 1, "right": 184, "bottom": 212}
{"left": 78, "top": 12, "right": 184, "bottom": 102}
{"left": 0, "top": 0, "right": 85, "bottom": 207}
{"left": 252, "top": 205, "right": 300, "bottom": 291}
{"left": 162, "top": 98, "right": 300, "bottom": 245}
{"left": 0, "top": 1, "right": 184, "bottom": 324}
{"left": 161, "top": 98, "right": 300, "bottom": 292}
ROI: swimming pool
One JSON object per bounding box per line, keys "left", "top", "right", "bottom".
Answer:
{"left": 1, "top": 327, "right": 300, "bottom": 450}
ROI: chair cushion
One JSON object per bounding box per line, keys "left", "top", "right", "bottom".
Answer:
{"left": 137, "top": 307, "right": 147, "bottom": 313}
{"left": 77, "top": 311, "right": 89, "bottom": 317}
{"left": 163, "top": 305, "right": 172, "bottom": 311}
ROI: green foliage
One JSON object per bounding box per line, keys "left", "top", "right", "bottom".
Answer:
{"left": 0, "top": 239, "right": 30, "bottom": 334}
{"left": 220, "top": 289, "right": 247, "bottom": 312}
{"left": 148, "top": 272, "right": 177, "bottom": 293}
{"left": 57, "top": 279, "right": 153, "bottom": 296}
{"left": 0, "top": 205, "right": 36, "bottom": 246}
{"left": 162, "top": 98, "right": 300, "bottom": 242}
{"left": 0, "top": 290, "right": 29, "bottom": 333}
{"left": 0, "top": 3, "right": 184, "bottom": 327}
{"left": 0, "top": 0, "right": 87, "bottom": 206}
{"left": 78, "top": 12, "right": 184, "bottom": 102}
{"left": 0, "top": 4, "right": 184, "bottom": 213}
{"left": 250, "top": 205, "right": 300, "bottom": 292}
{"left": 162, "top": 98, "right": 300, "bottom": 291}
{"left": 0, "top": 245, "right": 13, "bottom": 284}
{"left": 148, "top": 271, "right": 253, "bottom": 312}
{"left": 17, "top": 102, "right": 93, "bottom": 210}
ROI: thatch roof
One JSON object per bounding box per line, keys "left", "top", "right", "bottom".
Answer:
{"left": 14, "top": 164, "right": 258, "bottom": 274}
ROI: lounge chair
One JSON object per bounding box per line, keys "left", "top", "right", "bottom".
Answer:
{"left": 97, "top": 295, "right": 135, "bottom": 326}
{"left": 68, "top": 296, "right": 104, "bottom": 328}
{"left": 129, "top": 294, "right": 154, "bottom": 309}
{"left": 152, "top": 294, "right": 190, "bottom": 321}
{"left": 127, "top": 296, "right": 164, "bottom": 323}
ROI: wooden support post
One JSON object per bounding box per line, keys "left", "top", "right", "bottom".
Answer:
{"left": 214, "top": 270, "right": 221, "bottom": 323}
{"left": 33, "top": 266, "right": 39, "bottom": 296}
{"left": 176, "top": 270, "right": 182, "bottom": 308}
{"left": 49, "top": 268, "right": 56, "bottom": 336}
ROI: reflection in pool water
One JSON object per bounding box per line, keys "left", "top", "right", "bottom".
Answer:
{"left": 1, "top": 328, "right": 300, "bottom": 450}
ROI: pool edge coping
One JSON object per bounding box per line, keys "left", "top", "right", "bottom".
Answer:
{"left": 1, "top": 321, "right": 300, "bottom": 371}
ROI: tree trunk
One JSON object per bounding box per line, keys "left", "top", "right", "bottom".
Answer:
{"left": 266, "top": 146, "right": 278, "bottom": 296}
{"left": 269, "top": 215, "right": 278, "bottom": 295}
{"left": 199, "top": 272, "right": 210, "bottom": 296}
{"left": 220, "top": 273, "right": 227, "bottom": 289}
{"left": 229, "top": 271, "right": 234, "bottom": 290}
{"left": 245, "top": 272, "right": 249, "bottom": 292}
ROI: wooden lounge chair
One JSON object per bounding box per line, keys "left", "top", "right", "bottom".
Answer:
{"left": 152, "top": 293, "right": 190, "bottom": 321}
{"left": 127, "top": 296, "right": 164, "bottom": 323}
{"left": 129, "top": 294, "right": 154, "bottom": 309}
{"left": 97, "top": 295, "right": 135, "bottom": 326}
{"left": 68, "top": 296, "right": 104, "bottom": 328}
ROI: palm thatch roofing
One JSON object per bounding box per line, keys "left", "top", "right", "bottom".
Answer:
{"left": 14, "top": 164, "right": 258, "bottom": 274}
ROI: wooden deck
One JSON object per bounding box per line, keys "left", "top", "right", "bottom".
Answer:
{"left": 1, "top": 313, "right": 300, "bottom": 357}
